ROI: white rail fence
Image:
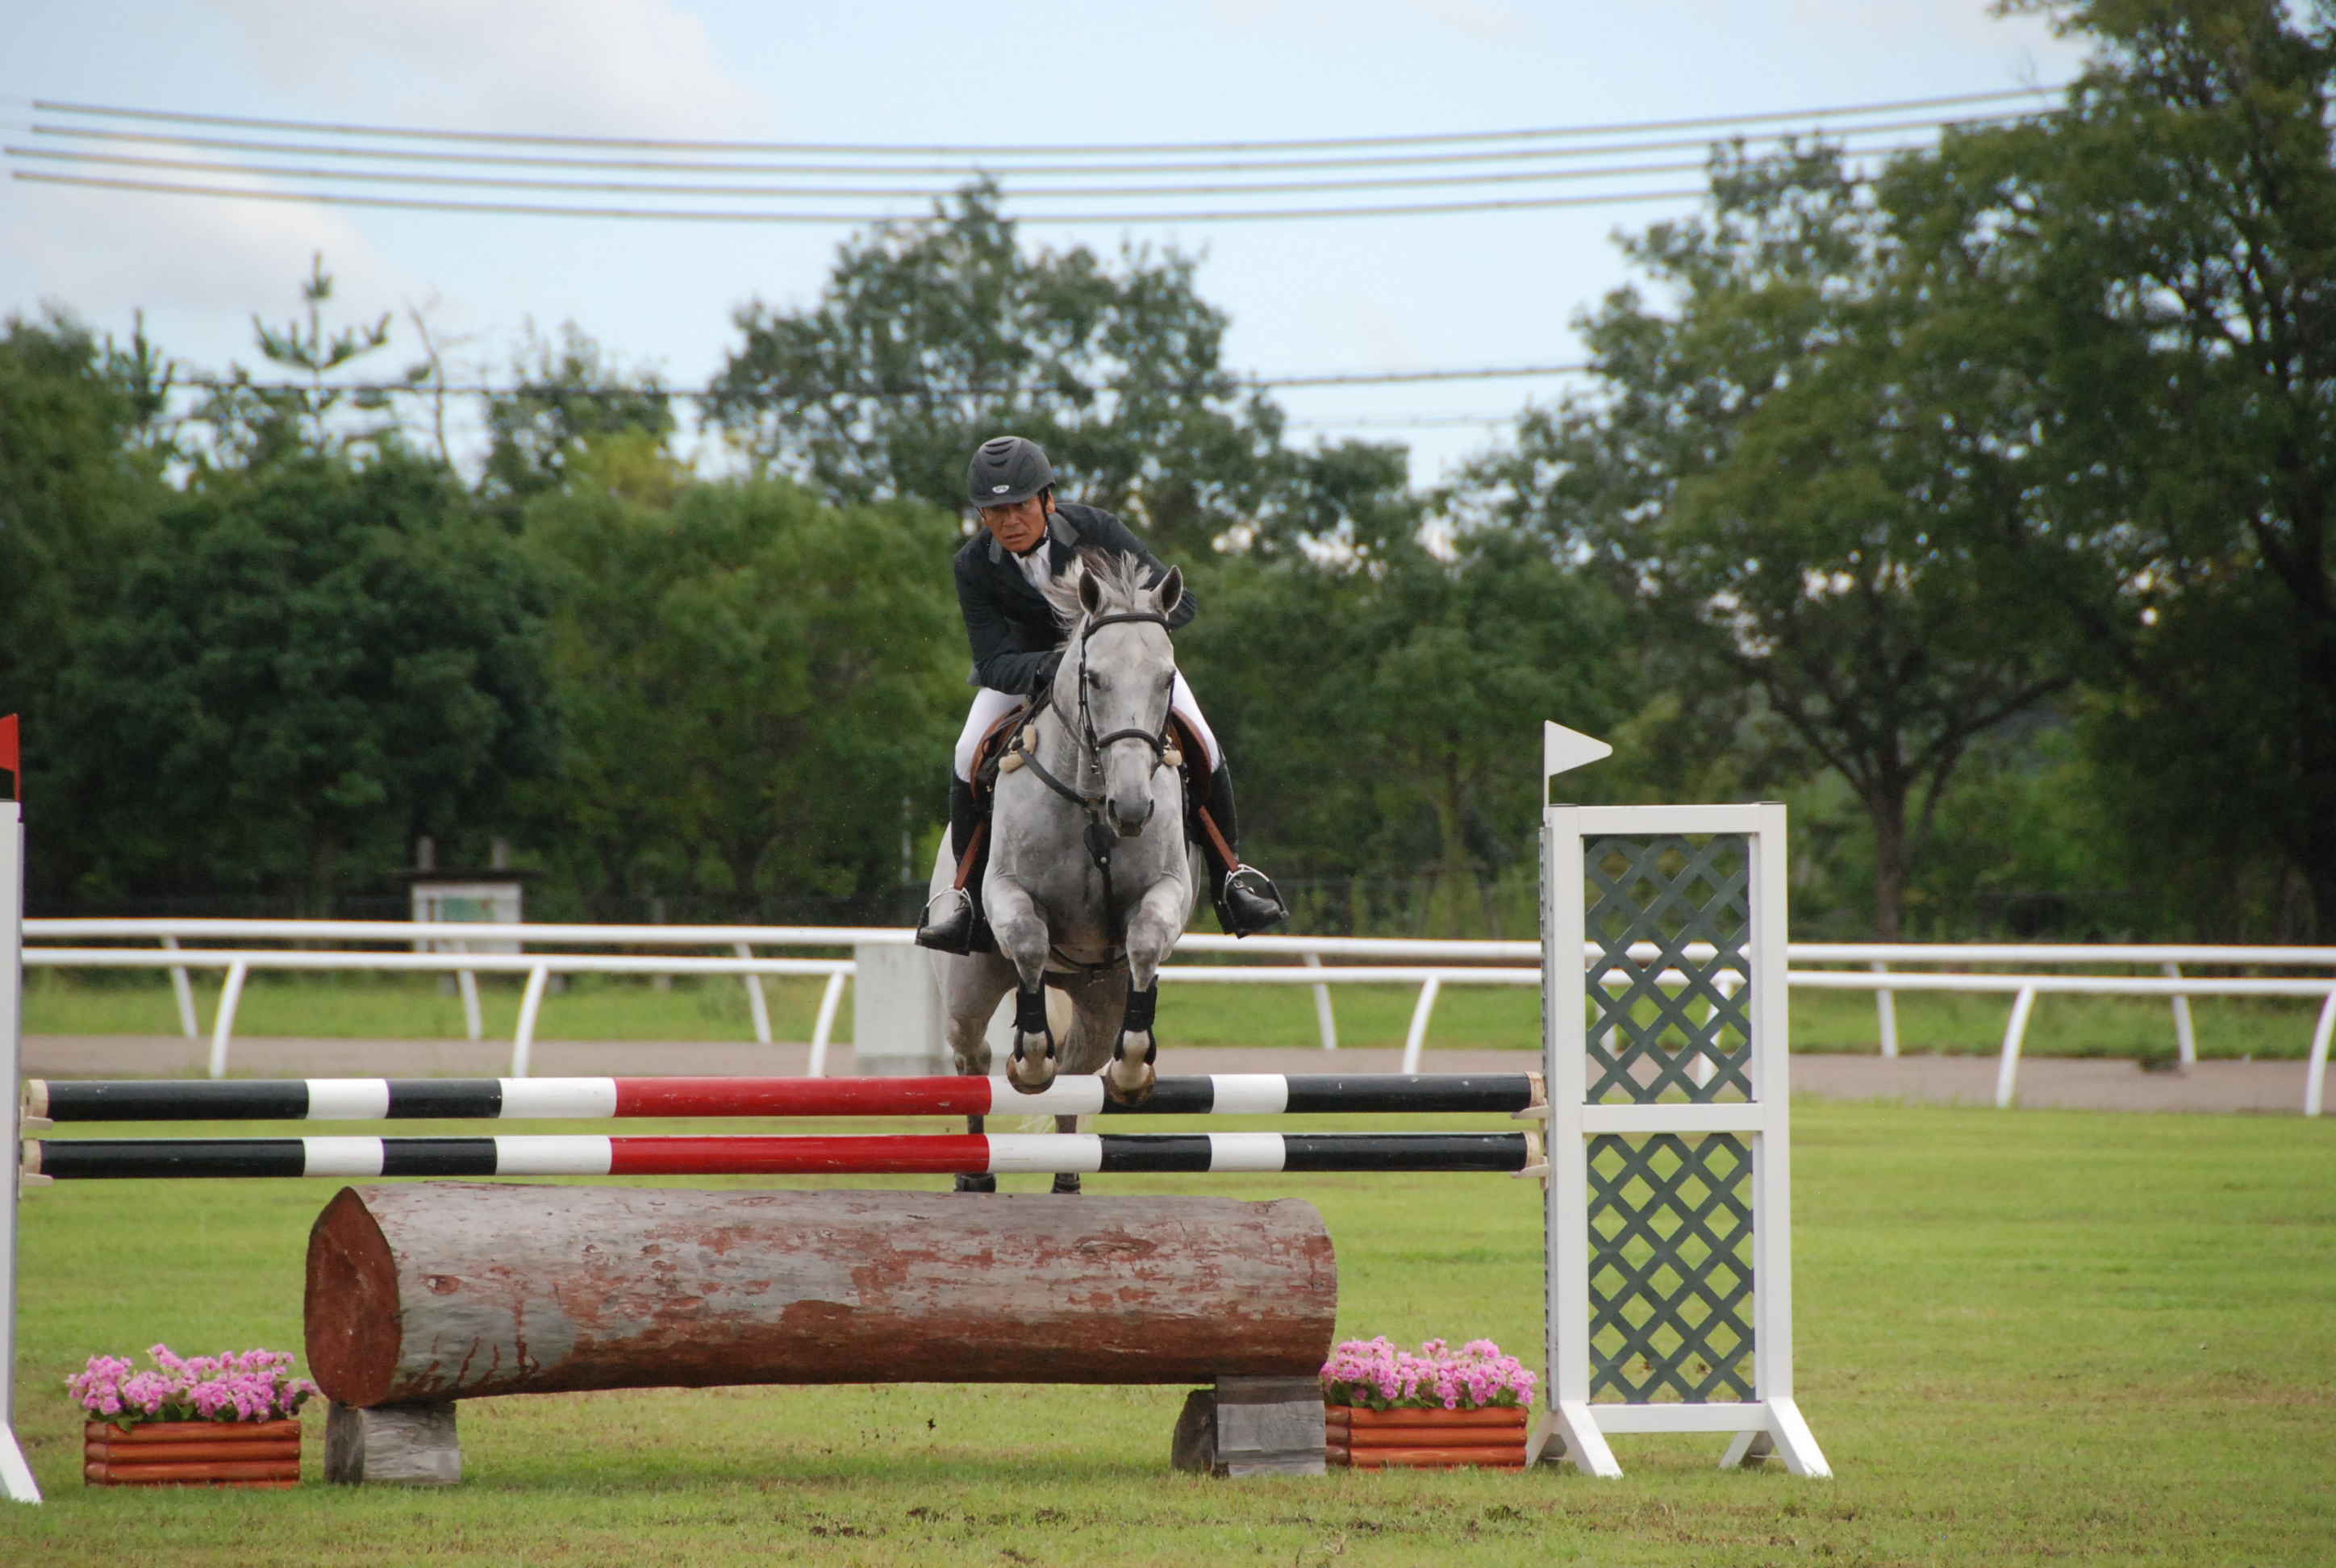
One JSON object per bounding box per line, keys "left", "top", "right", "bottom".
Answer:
{"left": 18, "top": 920, "right": 2335, "bottom": 1116}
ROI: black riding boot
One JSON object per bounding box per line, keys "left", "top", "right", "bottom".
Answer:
{"left": 1196, "top": 761, "right": 1288, "bottom": 937}
{"left": 915, "top": 777, "right": 989, "bottom": 953}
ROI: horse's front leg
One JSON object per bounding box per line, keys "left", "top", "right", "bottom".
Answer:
{"left": 984, "top": 874, "right": 1060, "bottom": 1093}
{"left": 1104, "top": 882, "right": 1185, "bottom": 1106}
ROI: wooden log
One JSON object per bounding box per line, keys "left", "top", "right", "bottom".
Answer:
{"left": 307, "top": 1183, "right": 1337, "bottom": 1407}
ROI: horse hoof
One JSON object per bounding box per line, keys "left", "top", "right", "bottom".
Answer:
{"left": 1103, "top": 1065, "right": 1157, "bottom": 1107}
{"left": 953, "top": 1173, "right": 997, "bottom": 1194}
{"left": 1007, "top": 1042, "right": 1057, "bottom": 1093}
{"left": 1050, "top": 1173, "right": 1082, "bottom": 1195}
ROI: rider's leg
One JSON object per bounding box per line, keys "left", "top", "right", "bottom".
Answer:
{"left": 917, "top": 689, "right": 1024, "bottom": 953}
{"left": 1168, "top": 676, "right": 1288, "bottom": 937}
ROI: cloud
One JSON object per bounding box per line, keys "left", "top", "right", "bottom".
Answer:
{"left": 1, "top": 151, "right": 408, "bottom": 358}
{"left": 198, "top": 0, "right": 774, "bottom": 137}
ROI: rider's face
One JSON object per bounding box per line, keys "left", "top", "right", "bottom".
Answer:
{"left": 980, "top": 495, "right": 1050, "bottom": 555}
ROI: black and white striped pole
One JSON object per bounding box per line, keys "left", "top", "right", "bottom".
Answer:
{"left": 1, "top": 719, "right": 43, "bottom": 1503}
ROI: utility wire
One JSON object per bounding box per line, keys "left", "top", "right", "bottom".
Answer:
{"left": 28, "top": 86, "right": 2054, "bottom": 156}
{"left": 11, "top": 169, "right": 1716, "bottom": 223}
{"left": 15, "top": 111, "right": 2020, "bottom": 177}
{"left": 6, "top": 143, "right": 1941, "bottom": 201}
{"left": 163, "top": 364, "right": 1591, "bottom": 397}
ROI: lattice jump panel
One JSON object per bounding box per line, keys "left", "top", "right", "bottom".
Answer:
{"left": 1585, "top": 835, "right": 1752, "bottom": 1104}
{"left": 1587, "top": 1132, "right": 1754, "bottom": 1403}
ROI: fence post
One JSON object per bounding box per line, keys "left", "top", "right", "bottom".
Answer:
{"left": 1, "top": 798, "right": 46, "bottom": 1502}
{"left": 807, "top": 970, "right": 848, "bottom": 1078}
{"left": 1400, "top": 976, "right": 1441, "bottom": 1075}
{"left": 2162, "top": 962, "right": 2196, "bottom": 1066}
{"left": 206, "top": 959, "right": 248, "bottom": 1080}
{"left": 163, "top": 934, "right": 198, "bottom": 1039}
{"left": 736, "top": 943, "right": 773, "bottom": 1046}
{"left": 509, "top": 965, "right": 551, "bottom": 1079}
{"left": 456, "top": 944, "right": 483, "bottom": 1043}
{"left": 2305, "top": 988, "right": 2334, "bottom": 1120}
{"left": 1304, "top": 951, "right": 1337, "bottom": 1052}
{"left": 1871, "top": 960, "right": 1898, "bottom": 1057}
{"left": 1995, "top": 984, "right": 2038, "bottom": 1110}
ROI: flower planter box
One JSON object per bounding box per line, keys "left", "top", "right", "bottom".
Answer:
{"left": 1324, "top": 1404, "right": 1528, "bottom": 1470}
{"left": 85, "top": 1420, "right": 302, "bottom": 1488}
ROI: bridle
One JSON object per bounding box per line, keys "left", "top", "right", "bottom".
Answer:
{"left": 1003, "top": 606, "right": 1180, "bottom": 961}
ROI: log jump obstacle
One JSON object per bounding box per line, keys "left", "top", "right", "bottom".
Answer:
{"left": 0, "top": 722, "right": 1830, "bottom": 1497}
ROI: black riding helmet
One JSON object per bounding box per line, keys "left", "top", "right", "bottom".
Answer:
{"left": 966, "top": 435, "right": 1053, "bottom": 508}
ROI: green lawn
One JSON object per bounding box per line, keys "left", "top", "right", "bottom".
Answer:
{"left": 23, "top": 967, "right": 2329, "bottom": 1058}
{"left": 2, "top": 1103, "right": 2329, "bottom": 1564}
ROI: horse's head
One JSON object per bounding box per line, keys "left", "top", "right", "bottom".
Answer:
{"left": 1053, "top": 550, "right": 1183, "bottom": 839}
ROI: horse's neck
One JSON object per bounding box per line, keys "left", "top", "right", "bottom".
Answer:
{"left": 1039, "top": 655, "right": 1090, "bottom": 786}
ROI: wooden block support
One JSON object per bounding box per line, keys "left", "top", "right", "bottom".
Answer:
{"left": 1169, "top": 1377, "right": 1327, "bottom": 1478}
{"left": 323, "top": 1401, "right": 459, "bottom": 1486}
{"left": 307, "top": 1184, "right": 1337, "bottom": 1405}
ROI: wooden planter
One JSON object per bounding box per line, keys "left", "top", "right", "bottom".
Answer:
{"left": 1324, "top": 1404, "right": 1529, "bottom": 1470}
{"left": 85, "top": 1420, "right": 302, "bottom": 1488}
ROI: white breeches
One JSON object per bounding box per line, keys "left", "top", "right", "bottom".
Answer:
{"left": 953, "top": 674, "right": 1220, "bottom": 782}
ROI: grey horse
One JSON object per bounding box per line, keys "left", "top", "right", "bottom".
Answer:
{"left": 924, "top": 552, "right": 1199, "bottom": 1190}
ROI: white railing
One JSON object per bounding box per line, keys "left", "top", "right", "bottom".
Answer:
{"left": 18, "top": 920, "right": 2334, "bottom": 1116}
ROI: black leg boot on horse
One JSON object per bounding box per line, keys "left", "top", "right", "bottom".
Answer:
{"left": 1195, "top": 760, "right": 1289, "bottom": 937}
{"left": 916, "top": 778, "right": 990, "bottom": 954}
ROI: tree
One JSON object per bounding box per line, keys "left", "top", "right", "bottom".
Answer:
{"left": 49, "top": 446, "right": 550, "bottom": 908}
{"left": 707, "top": 183, "right": 1285, "bottom": 554}
{"left": 1925, "top": 0, "right": 2336, "bottom": 936}
{"left": 518, "top": 445, "right": 962, "bottom": 916}
{"left": 1470, "top": 145, "right": 2090, "bottom": 937}
{"left": 482, "top": 322, "right": 674, "bottom": 516}
{"left": 1185, "top": 524, "right": 1630, "bottom": 935}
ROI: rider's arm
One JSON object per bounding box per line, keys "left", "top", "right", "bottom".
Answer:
{"left": 956, "top": 548, "right": 1062, "bottom": 696}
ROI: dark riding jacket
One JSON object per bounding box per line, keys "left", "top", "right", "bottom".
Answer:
{"left": 953, "top": 502, "right": 1198, "bottom": 697}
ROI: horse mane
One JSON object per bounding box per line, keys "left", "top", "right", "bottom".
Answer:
{"left": 1042, "top": 548, "right": 1163, "bottom": 626}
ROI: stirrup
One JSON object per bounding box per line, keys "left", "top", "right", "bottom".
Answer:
{"left": 916, "top": 888, "right": 979, "bottom": 954}
{"left": 1219, "top": 865, "right": 1288, "bottom": 936}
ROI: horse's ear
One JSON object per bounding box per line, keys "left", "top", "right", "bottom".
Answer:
{"left": 1078, "top": 569, "right": 1105, "bottom": 615}
{"left": 1155, "top": 566, "right": 1183, "bottom": 613}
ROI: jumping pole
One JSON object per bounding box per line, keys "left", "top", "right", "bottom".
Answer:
{"left": 25, "top": 1130, "right": 1543, "bottom": 1181}
{"left": 1, "top": 736, "right": 43, "bottom": 1500}
{"left": 27, "top": 1072, "right": 1545, "bottom": 1124}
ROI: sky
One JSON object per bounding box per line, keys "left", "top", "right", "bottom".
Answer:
{"left": 0, "top": 1, "right": 2088, "bottom": 483}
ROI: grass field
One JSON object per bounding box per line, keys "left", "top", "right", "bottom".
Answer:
{"left": 22, "top": 968, "right": 2331, "bottom": 1059}
{"left": 1, "top": 1103, "right": 2329, "bottom": 1564}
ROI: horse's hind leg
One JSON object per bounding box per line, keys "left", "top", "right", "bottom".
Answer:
{"left": 934, "top": 950, "right": 1014, "bottom": 1192}
{"left": 1049, "top": 973, "right": 1120, "bottom": 1194}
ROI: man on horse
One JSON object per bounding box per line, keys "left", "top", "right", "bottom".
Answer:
{"left": 916, "top": 434, "right": 1287, "bottom": 953}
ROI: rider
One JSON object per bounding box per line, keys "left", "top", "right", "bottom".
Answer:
{"left": 916, "top": 434, "right": 1288, "bottom": 953}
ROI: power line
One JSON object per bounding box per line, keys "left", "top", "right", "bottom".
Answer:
{"left": 8, "top": 143, "right": 1945, "bottom": 202}
{"left": 161, "top": 364, "right": 1591, "bottom": 398}
{"left": 16, "top": 111, "right": 2019, "bottom": 178}
{"left": 29, "top": 87, "right": 2056, "bottom": 158}
{"left": 11, "top": 169, "right": 1716, "bottom": 223}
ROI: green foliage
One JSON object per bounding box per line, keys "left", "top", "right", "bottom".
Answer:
{"left": 1185, "top": 528, "right": 1631, "bottom": 934}
{"left": 1471, "top": 143, "right": 2092, "bottom": 936}
{"left": 517, "top": 447, "right": 962, "bottom": 911}
{"left": 44, "top": 445, "right": 549, "bottom": 907}
{"left": 482, "top": 322, "right": 675, "bottom": 514}
{"left": 708, "top": 182, "right": 1285, "bottom": 556}
{"left": 1921, "top": 0, "right": 2336, "bottom": 934}
{"left": 0, "top": 308, "right": 167, "bottom": 747}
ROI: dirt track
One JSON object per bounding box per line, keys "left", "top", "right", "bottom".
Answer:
{"left": 20, "top": 1035, "right": 2321, "bottom": 1114}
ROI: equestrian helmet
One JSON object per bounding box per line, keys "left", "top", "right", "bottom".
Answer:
{"left": 966, "top": 435, "right": 1054, "bottom": 508}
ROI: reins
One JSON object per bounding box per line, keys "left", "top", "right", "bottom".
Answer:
{"left": 1001, "top": 605, "right": 1181, "bottom": 965}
